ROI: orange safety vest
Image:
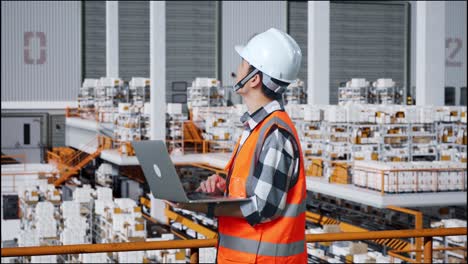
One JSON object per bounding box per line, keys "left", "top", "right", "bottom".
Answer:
{"left": 217, "top": 110, "right": 307, "bottom": 264}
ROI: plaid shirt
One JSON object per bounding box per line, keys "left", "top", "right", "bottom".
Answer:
{"left": 236, "top": 100, "right": 300, "bottom": 226}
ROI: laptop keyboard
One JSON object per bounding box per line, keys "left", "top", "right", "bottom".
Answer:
{"left": 187, "top": 192, "right": 225, "bottom": 200}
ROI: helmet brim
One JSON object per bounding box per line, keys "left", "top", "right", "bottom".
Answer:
{"left": 235, "top": 45, "right": 245, "bottom": 58}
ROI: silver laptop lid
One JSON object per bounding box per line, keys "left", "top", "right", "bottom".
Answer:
{"left": 132, "top": 140, "right": 189, "bottom": 203}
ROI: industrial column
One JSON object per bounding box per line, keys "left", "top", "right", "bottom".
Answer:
{"left": 150, "top": 1, "right": 167, "bottom": 223}
{"left": 149, "top": 1, "right": 166, "bottom": 141}
{"left": 415, "top": 1, "right": 445, "bottom": 106}
{"left": 307, "top": 1, "right": 330, "bottom": 105}
{"left": 106, "top": 1, "right": 119, "bottom": 78}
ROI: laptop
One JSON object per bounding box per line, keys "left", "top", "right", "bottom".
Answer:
{"left": 132, "top": 140, "right": 249, "bottom": 203}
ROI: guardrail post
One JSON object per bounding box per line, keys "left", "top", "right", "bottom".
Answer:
{"left": 415, "top": 211, "right": 423, "bottom": 262}
{"left": 423, "top": 236, "right": 433, "bottom": 263}
{"left": 387, "top": 206, "right": 424, "bottom": 262}
{"left": 190, "top": 248, "right": 199, "bottom": 263}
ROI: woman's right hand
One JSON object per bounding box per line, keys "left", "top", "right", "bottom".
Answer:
{"left": 196, "top": 174, "right": 226, "bottom": 194}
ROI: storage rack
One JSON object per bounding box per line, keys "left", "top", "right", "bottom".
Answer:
{"left": 303, "top": 123, "right": 324, "bottom": 177}
{"left": 436, "top": 122, "right": 461, "bottom": 161}
{"left": 187, "top": 78, "right": 224, "bottom": 107}
{"left": 380, "top": 123, "right": 410, "bottom": 162}
{"left": 409, "top": 123, "right": 438, "bottom": 161}
{"left": 77, "top": 79, "right": 98, "bottom": 119}
{"left": 322, "top": 122, "right": 352, "bottom": 183}
{"left": 96, "top": 78, "right": 124, "bottom": 123}
{"left": 283, "top": 79, "right": 307, "bottom": 105}
{"left": 167, "top": 112, "right": 186, "bottom": 154}
{"left": 375, "top": 86, "right": 404, "bottom": 105}
{"left": 338, "top": 79, "right": 404, "bottom": 105}
{"left": 114, "top": 110, "right": 142, "bottom": 156}
{"left": 349, "top": 123, "right": 380, "bottom": 162}
{"left": 338, "top": 86, "right": 372, "bottom": 105}
{"left": 192, "top": 106, "right": 238, "bottom": 153}
{"left": 129, "top": 78, "right": 150, "bottom": 107}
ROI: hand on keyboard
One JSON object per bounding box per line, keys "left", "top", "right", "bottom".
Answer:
{"left": 196, "top": 174, "right": 226, "bottom": 195}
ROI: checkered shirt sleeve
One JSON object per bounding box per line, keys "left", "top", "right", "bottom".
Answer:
{"left": 239, "top": 125, "right": 300, "bottom": 227}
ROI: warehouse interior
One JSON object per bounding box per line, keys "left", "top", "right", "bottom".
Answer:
{"left": 1, "top": 1, "right": 467, "bottom": 263}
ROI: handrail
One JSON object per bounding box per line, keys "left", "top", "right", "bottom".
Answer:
{"left": 1, "top": 154, "right": 27, "bottom": 164}
{"left": 61, "top": 137, "right": 99, "bottom": 166}
{"left": 2, "top": 227, "right": 465, "bottom": 263}
{"left": 387, "top": 206, "right": 423, "bottom": 262}
{"left": 1, "top": 154, "right": 27, "bottom": 174}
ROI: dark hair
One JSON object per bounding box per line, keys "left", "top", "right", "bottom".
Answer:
{"left": 248, "top": 65, "right": 287, "bottom": 101}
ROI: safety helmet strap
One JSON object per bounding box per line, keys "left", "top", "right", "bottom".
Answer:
{"left": 233, "top": 67, "right": 260, "bottom": 91}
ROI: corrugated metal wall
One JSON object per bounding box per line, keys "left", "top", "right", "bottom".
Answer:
{"left": 83, "top": 1, "right": 106, "bottom": 79}
{"left": 330, "top": 2, "right": 407, "bottom": 104}
{"left": 1, "top": 1, "right": 81, "bottom": 102}
{"left": 166, "top": 1, "right": 217, "bottom": 103}
{"left": 119, "top": 1, "right": 150, "bottom": 80}
{"left": 445, "top": 1, "right": 467, "bottom": 90}
{"left": 221, "top": 1, "right": 287, "bottom": 86}
{"left": 49, "top": 115, "right": 66, "bottom": 147}
{"left": 288, "top": 1, "right": 308, "bottom": 87}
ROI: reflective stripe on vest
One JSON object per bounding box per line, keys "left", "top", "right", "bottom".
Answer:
{"left": 219, "top": 234, "right": 305, "bottom": 257}
{"left": 240, "top": 197, "right": 306, "bottom": 218}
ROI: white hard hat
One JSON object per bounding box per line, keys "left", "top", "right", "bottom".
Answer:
{"left": 235, "top": 28, "right": 302, "bottom": 84}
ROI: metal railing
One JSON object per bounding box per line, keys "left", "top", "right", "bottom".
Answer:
{"left": 1, "top": 154, "right": 57, "bottom": 192}
{"left": 2, "top": 227, "right": 466, "bottom": 263}
{"left": 387, "top": 206, "right": 424, "bottom": 262}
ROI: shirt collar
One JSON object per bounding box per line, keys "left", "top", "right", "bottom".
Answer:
{"left": 240, "top": 100, "right": 284, "bottom": 131}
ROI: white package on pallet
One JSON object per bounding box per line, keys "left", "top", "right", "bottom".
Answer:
{"left": 200, "top": 248, "right": 217, "bottom": 263}
{"left": 193, "top": 77, "right": 219, "bottom": 88}
{"left": 31, "top": 255, "right": 57, "bottom": 264}
{"left": 61, "top": 201, "right": 81, "bottom": 219}
{"left": 374, "top": 78, "right": 395, "bottom": 88}
{"left": 304, "top": 105, "right": 323, "bottom": 121}
{"left": 96, "top": 186, "right": 113, "bottom": 201}
{"left": 325, "top": 106, "right": 347, "bottom": 123}
{"left": 36, "top": 217, "right": 57, "bottom": 238}
{"left": 61, "top": 228, "right": 86, "bottom": 245}
{"left": 94, "top": 200, "right": 115, "bottom": 216}
{"left": 349, "top": 78, "right": 368, "bottom": 88}
{"left": 35, "top": 201, "right": 55, "bottom": 218}
{"left": 417, "top": 106, "right": 435, "bottom": 123}
{"left": 353, "top": 253, "right": 374, "bottom": 263}
{"left": 64, "top": 215, "right": 87, "bottom": 229}
{"left": 331, "top": 241, "right": 351, "bottom": 256}
{"left": 18, "top": 229, "right": 40, "bottom": 247}
{"left": 118, "top": 251, "right": 144, "bottom": 263}
{"left": 442, "top": 219, "right": 467, "bottom": 243}
{"left": 285, "top": 104, "right": 304, "bottom": 119}
{"left": 354, "top": 160, "right": 466, "bottom": 193}
{"left": 461, "top": 107, "right": 467, "bottom": 123}
{"left": 81, "top": 253, "right": 108, "bottom": 263}
{"left": 73, "top": 185, "right": 94, "bottom": 203}
{"left": 114, "top": 198, "right": 137, "bottom": 211}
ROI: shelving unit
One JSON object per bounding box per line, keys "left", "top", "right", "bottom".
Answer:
{"left": 323, "top": 122, "right": 352, "bottom": 183}
{"left": 187, "top": 78, "right": 224, "bottom": 107}
{"left": 114, "top": 109, "right": 142, "bottom": 156}
{"left": 77, "top": 79, "right": 98, "bottom": 119}
{"left": 129, "top": 78, "right": 150, "bottom": 108}
{"left": 283, "top": 79, "right": 307, "bottom": 105}
{"left": 410, "top": 123, "right": 438, "bottom": 161}
{"left": 95, "top": 78, "right": 124, "bottom": 124}
{"left": 167, "top": 111, "right": 186, "bottom": 154}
